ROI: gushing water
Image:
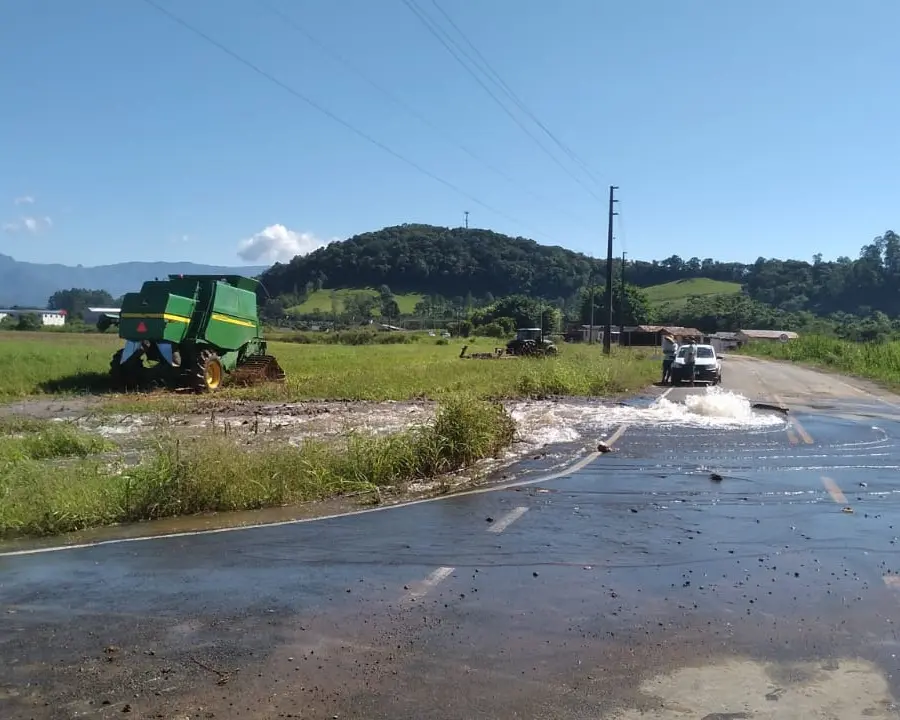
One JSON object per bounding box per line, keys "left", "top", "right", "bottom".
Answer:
{"left": 510, "top": 387, "right": 785, "bottom": 447}
{"left": 677, "top": 387, "right": 777, "bottom": 426}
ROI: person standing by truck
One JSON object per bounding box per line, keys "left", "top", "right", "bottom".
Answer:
{"left": 683, "top": 339, "right": 698, "bottom": 385}
{"left": 661, "top": 334, "right": 678, "bottom": 384}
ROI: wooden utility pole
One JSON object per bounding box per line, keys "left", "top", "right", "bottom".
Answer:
{"left": 619, "top": 251, "right": 627, "bottom": 338}
{"left": 603, "top": 185, "right": 618, "bottom": 355}
{"left": 464, "top": 211, "right": 469, "bottom": 229}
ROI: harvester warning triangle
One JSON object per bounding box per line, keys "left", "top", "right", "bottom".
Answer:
{"left": 136, "top": 321, "right": 147, "bottom": 333}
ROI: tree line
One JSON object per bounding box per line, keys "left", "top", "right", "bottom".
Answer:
{"left": 260, "top": 224, "right": 900, "bottom": 319}
{"left": 8, "top": 226, "right": 900, "bottom": 343}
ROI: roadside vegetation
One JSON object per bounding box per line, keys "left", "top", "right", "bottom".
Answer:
{"left": 0, "top": 396, "right": 515, "bottom": 539}
{"left": 742, "top": 335, "right": 900, "bottom": 388}
{"left": 0, "top": 331, "right": 658, "bottom": 405}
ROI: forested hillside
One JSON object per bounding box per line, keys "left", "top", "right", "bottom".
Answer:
{"left": 261, "top": 224, "right": 900, "bottom": 321}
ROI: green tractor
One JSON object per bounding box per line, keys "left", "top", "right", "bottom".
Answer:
{"left": 505, "top": 327, "right": 558, "bottom": 357}
{"left": 106, "top": 274, "right": 285, "bottom": 392}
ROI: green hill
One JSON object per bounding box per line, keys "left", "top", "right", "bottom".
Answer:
{"left": 287, "top": 288, "right": 423, "bottom": 316}
{"left": 260, "top": 223, "right": 900, "bottom": 321}
{"left": 261, "top": 224, "right": 752, "bottom": 302}
{"left": 643, "top": 278, "right": 742, "bottom": 309}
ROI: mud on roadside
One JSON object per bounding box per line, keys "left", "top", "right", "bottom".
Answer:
{"left": 0, "top": 393, "right": 626, "bottom": 452}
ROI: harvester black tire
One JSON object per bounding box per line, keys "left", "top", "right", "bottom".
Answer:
{"left": 189, "top": 349, "right": 224, "bottom": 393}
{"left": 109, "top": 349, "right": 144, "bottom": 391}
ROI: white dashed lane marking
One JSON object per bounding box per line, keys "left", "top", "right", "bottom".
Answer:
{"left": 406, "top": 566, "right": 455, "bottom": 600}
{"left": 487, "top": 506, "right": 529, "bottom": 534}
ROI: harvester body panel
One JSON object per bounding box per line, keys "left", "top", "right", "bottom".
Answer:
{"left": 118, "top": 280, "right": 198, "bottom": 345}
{"left": 109, "top": 274, "right": 284, "bottom": 391}
{"left": 202, "top": 280, "right": 262, "bottom": 353}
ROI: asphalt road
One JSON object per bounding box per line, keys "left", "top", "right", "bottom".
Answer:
{"left": 4, "top": 355, "right": 900, "bottom": 719}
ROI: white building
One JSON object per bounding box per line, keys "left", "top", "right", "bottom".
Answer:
{"left": 706, "top": 331, "right": 741, "bottom": 354}
{"left": 578, "top": 325, "right": 621, "bottom": 344}
{"left": 0, "top": 309, "right": 67, "bottom": 326}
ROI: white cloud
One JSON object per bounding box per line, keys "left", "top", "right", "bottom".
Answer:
{"left": 13, "top": 195, "right": 34, "bottom": 205}
{"left": 2, "top": 215, "right": 52, "bottom": 234}
{"left": 237, "top": 224, "right": 327, "bottom": 264}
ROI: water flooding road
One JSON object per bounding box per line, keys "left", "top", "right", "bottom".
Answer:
{"left": 4, "top": 356, "right": 900, "bottom": 719}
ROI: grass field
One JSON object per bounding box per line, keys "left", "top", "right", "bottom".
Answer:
{"left": 643, "top": 278, "right": 742, "bottom": 309}
{"left": 286, "top": 288, "right": 424, "bottom": 316}
{"left": 743, "top": 335, "right": 900, "bottom": 388}
{"left": 0, "top": 397, "right": 516, "bottom": 538}
{"left": 0, "top": 331, "right": 658, "bottom": 405}
{"left": 0, "top": 331, "right": 658, "bottom": 537}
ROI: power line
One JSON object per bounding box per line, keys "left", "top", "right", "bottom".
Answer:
{"left": 401, "top": 0, "right": 605, "bottom": 204}
{"left": 257, "top": 0, "right": 592, "bottom": 226}
{"left": 428, "top": 0, "right": 602, "bottom": 189}
{"left": 137, "top": 0, "right": 551, "bottom": 239}
{"left": 616, "top": 199, "right": 629, "bottom": 256}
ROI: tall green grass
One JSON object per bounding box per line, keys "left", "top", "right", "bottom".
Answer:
{"left": 0, "top": 419, "right": 115, "bottom": 462}
{"left": 742, "top": 335, "right": 900, "bottom": 386}
{"left": 0, "top": 331, "right": 658, "bottom": 404}
{"left": 0, "top": 396, "right": 516, "bottom": 538}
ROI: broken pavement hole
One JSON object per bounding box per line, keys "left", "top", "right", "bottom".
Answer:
{"left": 751, "top": 402, "right": 789, "bottom": 415}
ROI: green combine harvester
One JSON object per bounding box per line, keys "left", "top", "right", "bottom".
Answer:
{"left": 105, "top": 274, "right": 285, "bottom": 392}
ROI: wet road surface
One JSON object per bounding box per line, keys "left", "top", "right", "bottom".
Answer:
{"left": 5, "top": 356, "right": 900, "bottom": 718}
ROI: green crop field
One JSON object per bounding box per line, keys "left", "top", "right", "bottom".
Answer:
{"left": 287, "top": 288, "right": 424, "bottom": 316}
{"left": 643, "top": 278, "right": 742, "bottom": 308}
{"left": 0, "top": 331, "right": 658, "bottom": 406}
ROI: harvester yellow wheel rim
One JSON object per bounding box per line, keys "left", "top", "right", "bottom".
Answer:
{"left": 205, "top": 359, "right": 223, "bottom": 390}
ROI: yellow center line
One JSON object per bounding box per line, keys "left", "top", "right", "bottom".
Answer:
{"left": 821, "top": 476, "right": 848, "bottom": 505}
{"left": 791, "top": 417, "right": 814, "bottom": 444}
{"left": 773, "top": 393, "right": 813, "bottom": 445}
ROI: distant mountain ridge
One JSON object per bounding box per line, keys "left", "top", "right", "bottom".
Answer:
{"left": 0, "top": 253, "right": 269, "bottom": 307}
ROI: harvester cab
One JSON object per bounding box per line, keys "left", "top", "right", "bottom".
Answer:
{"left": 110, "top": 274, "right": 285, "bottom": 392}
{"left": 516, "top": 328, "right": 543, "bottom": 343}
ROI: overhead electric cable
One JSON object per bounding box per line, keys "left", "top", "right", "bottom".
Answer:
{"left": 401, "top": 0, "right": 605, "bottom": 204}
{"left": 428, "top": 0, "right": 603, "bottom": 188}
{"left": 258, "top": 0, "right": 593, "bottom": 226}
{"left": 138, "top": 0, "right": 554, "bottom": 240}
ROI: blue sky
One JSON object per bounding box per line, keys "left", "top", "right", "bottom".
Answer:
{"left": 1, "top": 0, "right": 897, "bottom": 268}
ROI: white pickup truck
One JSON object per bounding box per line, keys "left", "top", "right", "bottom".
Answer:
{"left": 670, "top": 344, "right": 722, "bottom": 385}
